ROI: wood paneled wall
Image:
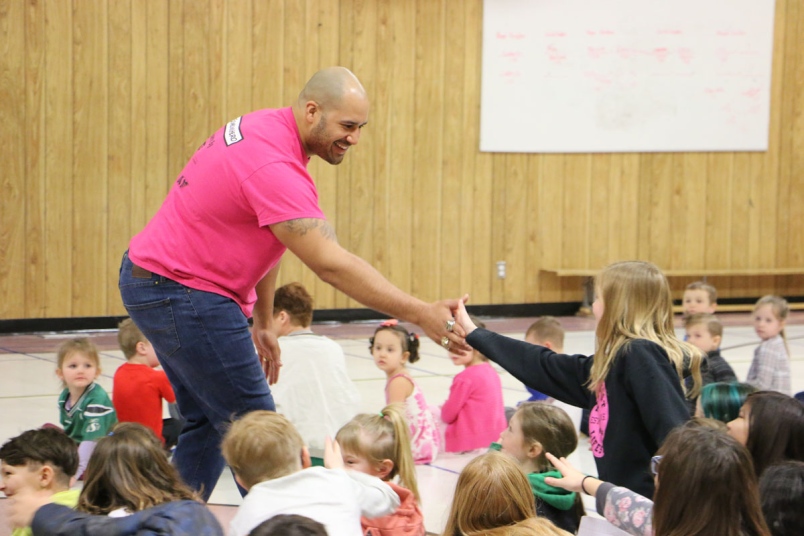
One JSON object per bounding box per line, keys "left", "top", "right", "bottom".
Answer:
{"left": 1, "top": 0, "right": 802, "bottom": 320}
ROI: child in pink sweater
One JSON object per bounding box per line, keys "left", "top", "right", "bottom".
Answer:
{"left": 441, "top": 317, "right": 507, "bottom": 452}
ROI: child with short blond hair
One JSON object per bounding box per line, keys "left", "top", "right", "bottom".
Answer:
{"left": 522, "top": 316, "right": 565, "bottom": 402}
{"left": 682, "top": 281, "right": 718, "bottom": 317}
{"left": 114, "top": 318, "right": 181, "bottom": 447}
{"left": 55, "top": 337, "right": 117, "bottom": 479}
{"left": 684, "top": 313, "right": 737, "bottom": 384}
{"left": 222, "top": 411, "right": 399, "bottom": 536}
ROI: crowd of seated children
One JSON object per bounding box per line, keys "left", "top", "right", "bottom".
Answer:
{"left": 683, "top": 282, "right": 791, "bottom": 397}
{"left": 113, "top": 319, "right": 182, "bottom": 449}
{"left": 4, "top": 268, "right": 803, "bottom": 536}
{"left": 4, "top": 425, "right": 220, "bottom": 536}
{"left": 269, "top": 283, "right": 361, "bottom": 463}
{"left": 221, "top": 410, "right": 399, "bottom": 536}
{"left": 440, "top": 315, "right": 507, "bottom": 453}
{"left": 54, "top": 338, "right": 117, "bottom": 479}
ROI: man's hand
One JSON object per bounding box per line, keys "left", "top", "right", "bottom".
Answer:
{"left": 416, "top": 296, "right": 471, "bottom": 353}
{"left": 252, "top": 327, "right": 282, "bottom": 384}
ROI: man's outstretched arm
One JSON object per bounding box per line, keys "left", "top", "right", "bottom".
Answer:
{"left": 270, "top": 218, "right": 467, "bottom": 350}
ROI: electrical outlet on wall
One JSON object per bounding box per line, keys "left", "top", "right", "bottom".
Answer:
{"left": 496, "top": 261, "right": 506, "bottom": 279}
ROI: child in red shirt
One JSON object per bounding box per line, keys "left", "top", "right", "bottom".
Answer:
{"left": 113, "top": 319, "right": 182, "bottom": 448}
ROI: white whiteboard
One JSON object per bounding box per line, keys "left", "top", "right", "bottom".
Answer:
{"left": 480, "top": 0, "right": 776, "bottom": 153}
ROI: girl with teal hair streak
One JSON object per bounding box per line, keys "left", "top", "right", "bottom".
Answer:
{"left": 696, "top": 382, "right": 756, "bottom": 423}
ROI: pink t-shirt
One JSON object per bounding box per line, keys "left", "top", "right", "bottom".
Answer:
{"left": 441, "top": 362, "right": 507, "bottom": 452}
{"left": 129, "top": 108, "right": 325, "bottom": 316}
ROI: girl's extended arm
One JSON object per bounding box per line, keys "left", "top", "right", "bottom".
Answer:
{"left": 545, "top": 453, "right": 654, "bottom": 536}
{"left": 454, "top": 301, "right": 591, "bottom": 407}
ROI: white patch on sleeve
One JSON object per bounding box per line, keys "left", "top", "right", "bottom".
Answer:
{"left": 224, "top": 116, "right": 244, "bottom": 146}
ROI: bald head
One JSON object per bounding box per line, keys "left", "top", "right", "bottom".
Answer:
{"left": 297, "top": 67, "right": 367, "bottom": 111}
{"left": 293, "top": 67, "right": 370, "bottom": 164}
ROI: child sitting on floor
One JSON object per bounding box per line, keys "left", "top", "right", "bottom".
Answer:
{"left": 76, "top": 422, "right": 199, "bottom": 516}
{"left": 370, "top": 320, "right": 439, "bottom": 464}
{"left": 114, "top": 318, "right": 182, "bottom": 449}
{"left": 500, "top": 402, "right": 584, "bottom": 534}
{"left": 441, "top": 316, "right": 507, "bottom": 453}
{"left": 54, "top": 338, "right": 117, "bottom": 479}
{"left": 0, "top": 428, "right": 79, "bottom": 536}
{"left": 336, "top": 403, "right": 424, "bottom": 536}
{"left": 222, "top": 410, "right": 400, "bottom": 536}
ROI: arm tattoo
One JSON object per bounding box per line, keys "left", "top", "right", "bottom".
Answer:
{"left": 282, "top": 218, "right": 338, "bottom": 242}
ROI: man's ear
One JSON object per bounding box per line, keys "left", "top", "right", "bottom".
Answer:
{"left": 375, "top": 459, "right": 394, "bottom": 480}
{"left": 301, "top": 446, "right": 312, "bottom": 469}
{"left": 304, "top": 101, "right": 320, "bottom": 123}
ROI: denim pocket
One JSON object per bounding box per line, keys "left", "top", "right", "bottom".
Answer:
{"left": 123, "top": 298, "right": 182, "bottom": 358}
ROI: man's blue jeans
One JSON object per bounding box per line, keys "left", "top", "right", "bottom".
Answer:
{"left": 118, "top": 251, "right": 275, "bottom": 500}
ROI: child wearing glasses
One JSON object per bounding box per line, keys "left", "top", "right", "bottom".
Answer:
{"left": 544, "top": 423, "right": 771, "bottom": 536}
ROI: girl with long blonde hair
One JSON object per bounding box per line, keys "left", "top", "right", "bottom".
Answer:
{"left": 454, "top": 261, "right": 703, "bottom": 497}
{"left": 336, "top": 403, "right": 423, "bottom": 536}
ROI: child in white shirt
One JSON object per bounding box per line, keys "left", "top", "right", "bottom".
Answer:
{"left": 221, "top": 410, "right": 399, "bottom": 536}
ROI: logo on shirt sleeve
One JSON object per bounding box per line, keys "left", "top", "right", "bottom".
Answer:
{"left": 224, "top": 116, "right": 244, "bottom": 146}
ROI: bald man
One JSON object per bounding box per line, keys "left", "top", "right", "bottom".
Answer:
{"left": 118, "top": 67, "right": 465, "bottom": 499}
